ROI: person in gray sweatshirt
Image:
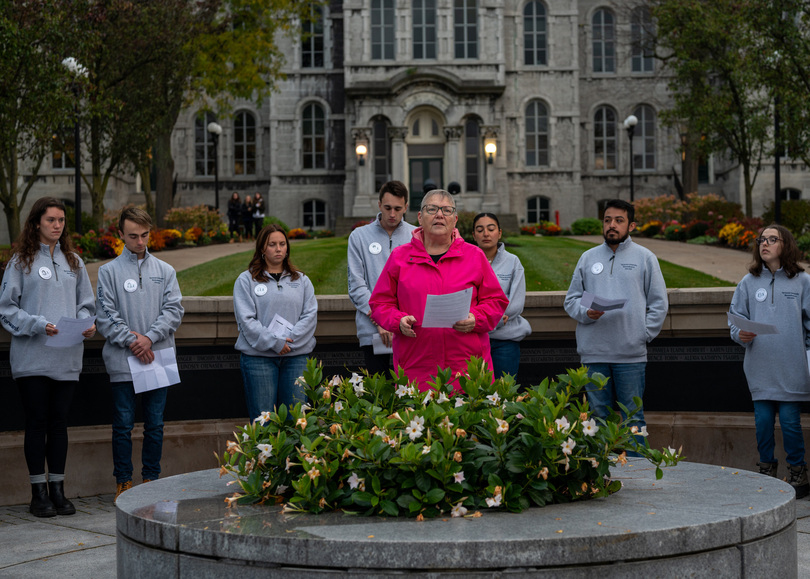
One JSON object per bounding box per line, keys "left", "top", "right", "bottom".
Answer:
{"left": 564, "top": 199, "right": 668, "bottom": 442}
{"left": 729, "top": 224, "right": 810, "bottom": 498}
{"left": 0, "top": 197, "right": 96, "bottom": 517}
{"left": 96, "top": 207, "right": 184, "bottom": 503}
{"left": 472, "top": 212, "right": 531, "bottom": 379}
{"left": 347, "top": 180, "right": 416, "bottom": 375}
{"left": 234, "top": 224, "right": 317, "bottom": 422}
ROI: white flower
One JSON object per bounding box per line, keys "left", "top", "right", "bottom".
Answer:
{"left": 454, "top": 397, "right": 465, "bottom": 408}
{"left": 590, "top": 458, "right": 599, "bottom": 468}
{"left": 516, "top": 413, "right": 524, "bottom": 420}
{"left": 454, "top": 471, "right": 465, "bottom": 483}
{"left": 405, "top": 420, "right": 424, "bottom": 441}
{"left": 436, "top": 391, "right": 450, "bottom": 404}
{"left": 422, "top": 390, "right": 435, "bottom": 405}
{"left": 406, "top": 385, "right": 416, "bottom": 396}
{"left": 256, "top": 411, "right": 272, "bottom": 426}
{"left": 285, "top": 456, "right": 293, "bottom": 472}
{"left": 495, "top": 418, "right": 509, "bottom": 434}
{"left": 395, "top": 384, "right": 408, "bottom": 398}
{"left": 555, "top": 417, "right": 570, "bottom": 431}
{"left": 421, "top": 445, "right": 431, "bottom": 455}
{"left": 412, "top": 415, "right": 425, "bottom": 428}
{"left": 451, "top": 502, "right": 468, "bottom": 517}
{"left": 485, "top": 494, "right": 502, "bottom": 508}
{"left": 486, "top": 392, "right": 501, "bottom": 406}
{"left": 329, "top": 375, "right": 341, "bottom": 387}
{"left": 275, "top": 484, "right": 288, "bottom": 494}
{"left": 631, "top": 425, "right": 649, "bottom": 437}
{"left": 582, "top": 419, "right": 599, "bottom": 437}
{"left": 375, "top": 428, "right": 387, "bottom": 437}
{"left": 561, "top": 437, "right": 576, "bottom": 455}
{"left": 347, "top": 472, "right": 364, "bottom": 490}
{"left": 334, "top": 401, "right": 344, "bottom": 412}
{"left": 304, "top": 455, "right": 317, "bottom": 464}
{"left": 439, "top": 416, "right": 453, "bottom": 432}
{"left": 294, "top": 376, "right": 306, "bottom": 387}
{"left": 257, "top": 443, "right": 273, "bottom": 462}
{"left": 349, "top": 373, "right": 365, "bottom": 395}
{"left": 242, "top": 432, "right": 249, "bottom": 441}
{"left": 386, "top": 437, "right": 397, "bottom": 448}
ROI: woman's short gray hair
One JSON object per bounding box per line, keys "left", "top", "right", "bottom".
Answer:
{"left": 421, "top": 189, "right": 455, "bottom": 209}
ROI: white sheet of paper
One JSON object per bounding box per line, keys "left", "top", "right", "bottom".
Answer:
{"left": 269, "top": 313, "right": 294, "bottom": 339}
{"left": 581, "top": 291, "right": 627, "bottom": 312}
{"left": 45, "top": 316, "right": 96, "bottom": 348}
{"left": 421, "top": 288, "right": 473, "bottom": 328}
{"left": 727, "top": 312, "right": 780, "bottom": 335}
{"left": 372, "top": 332, "right": 393, "bottom": 355}
{"left": 128, "top": 349, "right": 181, "bottom": 394}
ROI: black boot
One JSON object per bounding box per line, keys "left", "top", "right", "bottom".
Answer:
{"left": 48, "top": 481, "right": 76, "bottom": 515}
{"left": 30, "top": 483, "right": 56, "bottom": 518}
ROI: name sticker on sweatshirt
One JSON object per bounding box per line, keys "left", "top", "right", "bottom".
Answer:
{"left": 755, "top": 288, "right": 768, "bottom": 302}
{"left": 254, "top": 284, "right": 268, "bottom": 296}
{"left": 123, "top": 279, "right": 138, "bottom": 293}
{"left": 38, "top": 267, "right": 52, "bottom": 280}
{"left": 369, "top": 242, "right": 382, "bottom": 255}
{"left": 591, "top": 262, "right": 604, "bottom": 275}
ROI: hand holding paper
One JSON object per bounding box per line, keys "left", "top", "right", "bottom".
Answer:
{"left": 45, "top": 316, "right": 97, "bottom": 348}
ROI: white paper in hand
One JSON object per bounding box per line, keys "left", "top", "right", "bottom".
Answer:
{"left": 128, "top": 349, "right": 181, "bottom": 394}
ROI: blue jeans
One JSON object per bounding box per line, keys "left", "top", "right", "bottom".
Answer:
{"left": 753, "top": 400, "right": 806, "bottom": 466}
{"left": 490, "top": 339, "right": 521, "bottom": 379}
{"left": 240, "top": 354, "right": 308, "bottom": 422}
{"left": 586, "top": 363, "right": 647, "bottom": 455}
{"left": 111, "top": 382, "right": 168, "bottom": 483}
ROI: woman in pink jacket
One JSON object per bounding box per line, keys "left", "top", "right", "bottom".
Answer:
{"left": 369, "top": 190, "right": 508, "bottom": 390}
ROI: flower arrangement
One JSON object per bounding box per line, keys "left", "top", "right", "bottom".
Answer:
{"left": 520, "top": 225, "right": 538, "bottom": 236}
{"left": 718, "top": 222, "right": 757, "bottom": 250}
{"left": 538, "top": 221, "right": 562, "bottom": 236}
{"left": 288, "top": 228, "right": 309, "bottom": 239}
{"left": 147, "top": 229, "right": 167, "bottom": 252}
{"left": 162, "top": 229, "right": 183, "bottom": 248}
{"left": 636, "top": 220, "right": 663, "bottom": 237}
{"left": 663, "top": 222, "right": 687, "bottom": 241}
{"left": 98, "top": 234, "right": 124, "bottom": 258}
{"left": 218, "top": 359, "right": 681, "bottom": 518}
{"left": 184, "top": 226, "right": 204, "bottom": 244}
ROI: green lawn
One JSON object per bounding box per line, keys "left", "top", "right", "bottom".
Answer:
{"left": 176, "top": 235, "right": 733, "bottom": 296}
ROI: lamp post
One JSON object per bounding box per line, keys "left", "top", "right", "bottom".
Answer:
{"left": 485, "top": 142, "right": 496, "bottom": 164}
{"left": 623, "top": 115, "right": 638, "bottom": 203}
{"left": 355, "top": 143, "right": 367, "bottom": 166}
{"left": 207, "top": 122, "right": 222, "bottom": 211}
{"left": 62, "top": 57, "right": 87, "bottom": 234}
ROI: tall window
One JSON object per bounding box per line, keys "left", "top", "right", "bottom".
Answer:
{"left": 594, "top": 106, "right": 616, "bottom": 170}
{"left": 525, "top": 100, "right": 549, "bottom": 167}
{"left": 302, "top": 5, "right": 324, "bottom": 68}
{"left": 373, "top": 120, "right": 390, "bottom": 193}
{"left": 454, "top": 0, "right": 478, "bottom": 59}
{"left": 234, "top": 111, "right": 256, "bottom": 176}
{"left": 592, "top": 9, "right": 615, "bottom": 73}
{"left": 527, "top": 196, "right": 550, "bottom": 223}
{"left": 465, "top": 119, "right": 480, "bottom": 192}
{"left": 195, "top": 111, "right": 217, "bottom": 176}
{"left": 303, "top": 199, "right": 326, "bottom": 228}
{"left": 302, "top": 103, "right": 326, "bottom": 170}
{"left": 631, "top": 7, "right": 654, "bottom": 73}
{"left": 52, "top": 131, "right": 75, "bottom": 169}
{"left": 523, "top": 1, "right": 547, "bottom": 66}
{"left": 372, "top": 0, "right": 395, "bottom": 60}
{"left": 413, "top": 0, "right": 436, "bottom": 59}
{"left": 632, "top": 105, "right": 656, "bottom": 170}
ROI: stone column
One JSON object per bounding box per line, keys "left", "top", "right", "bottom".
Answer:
{"left": 350, "top": 127, "right": 373, "bottom": 216}
{"left": 481, "top": 125, "right": 501, "bottom": 212}
{"left": 443, "top": 126, "right": 463, "bottom": 188}
{"left": 388, "top": 126, "right": 408, "bottom": 183}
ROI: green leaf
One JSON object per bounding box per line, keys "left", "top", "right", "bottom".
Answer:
{"left": 380, "top": 500, "right": 399, "bottom": 516}
{"left": 424, "top": 488, "right": 445, "bottom": 504}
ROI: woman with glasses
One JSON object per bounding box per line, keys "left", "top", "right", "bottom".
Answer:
{"left": 729, "top": 224, "right": 810, "bottom": 498}
{"left": 233, "top": 225, "right": 318, "bottom": 421}
{"left": 472, "top": 213, "right": 531, "bottom": 379}
{"left": 369, "top": 190, "right": 508, "bottom": 390}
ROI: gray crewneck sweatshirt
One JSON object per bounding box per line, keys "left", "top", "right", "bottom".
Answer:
{"left": 488, "top": 243, "right": 531, "bottom": 342}
{"left": 0, "top": 243, "right": 95, "bottom": 380}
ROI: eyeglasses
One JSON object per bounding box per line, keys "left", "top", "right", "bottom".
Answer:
{"left": 421, "top": 204, "right": 456, "bottom": 216}
{"left": 756, "top": 236, "right": 782, "bottom": 246}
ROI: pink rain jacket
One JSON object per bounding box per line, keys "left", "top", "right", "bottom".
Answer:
{"left": 369, "top": 228, "right": 508, "bottom": 390}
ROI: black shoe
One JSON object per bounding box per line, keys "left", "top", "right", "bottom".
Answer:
{"left": 48, "top": 481, "right": 76, "bottom": 515}
{"left": 757, "top": 461, "right": 778, "bottom": 478}
{"left": 30, "top": 483, "right": 56, "bottom": 518}
{"left": 788, "top": 464, "right": 809, "bottom": 499}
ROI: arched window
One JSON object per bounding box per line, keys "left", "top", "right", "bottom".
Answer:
{"left": 413, "top": 0, "right": 437, "bottom": 59}
{"left": 303, "top": 199, "right": 327, "bottom": 228}
{"left": 195, "top": 111, "right": 217, "bottom": 176}
{"left": 631, "top": 7, "right": 654, "bottom": 73}
{"left": 234, "top": 111, "right": 256, "bottom": 176}
{"left": 454, "top": 0, "right": 478, "bottom": 59}
{"left": 527, "top": 196, "right": 550, "bottom": 223}
{"left": 302, "top": 103, "right": 326, "bottom": 170}
{"left": 371, "top": 0, "right": 395, "bottom": 60}
{"left": 373, "top": 119, "right": 391, "bottom": 193}
{"left": 632, "top": 105, "right": 656, "bottom": 170}
{"left": 526, "top": 100, "right": 549, "bottom": 167}
{"left": 523, "top": 1, "right": 547, "bottom": 66}
{"left": 592, "top": 9, "right": 615, "bottom": 73}
{"left": 465, "top": 119, "right": 480, "bottom": 192}
{"left": 302, "top": 5, "right": 324, "bottom": 68}
{"left": 594, "top": 106, "right": 616, "bottom": 170}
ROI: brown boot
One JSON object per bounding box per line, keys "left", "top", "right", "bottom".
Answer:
{"left": 114, "top": 480, "right": 133, "bottom": 503}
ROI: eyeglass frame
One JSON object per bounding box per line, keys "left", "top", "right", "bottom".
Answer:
{"left": 421, "top": 204, "right": 457, "bottom": 216}
{"left": 756, "top": 236, "right": 782, "bottom": 246}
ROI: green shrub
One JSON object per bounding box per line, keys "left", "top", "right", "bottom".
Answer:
{"left": 686, "top": 221, "right": 710, "bottom": 239}
{"left": 798, "top": 233, "right": 810, "bottom": 258}
{"left": 686, "top": 235, "right": 718, "bottom": 245}
{"left": 455, "top": 211, "right": 477, "bottom": 242}
{"left": 164, "top": 205, "right": 223, "bottom": 231}
{"left": 762, "top": 200, "right": 810, "bottom": 236}
{"left": 663, "top": 224, "right": 687, "bottom": 241}
{"left": 570, "top": 218, "right": 602, "bottom": 235}
{"left": 263, "top": 215, "right": 290, "bottom": 232}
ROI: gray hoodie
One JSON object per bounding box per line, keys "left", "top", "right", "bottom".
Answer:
{"left": 96, "top": 247, "right": 184, "bottom": 383}
{"left": 488, "top": 243, "right": 532, "bottom": 342}
{"left": 564, "top": 237, "right": 668, "bottom": 364}
{"left": 0, "top": 243, "right": 95, "bottom": 380}
{"left": 233, "top": 269, "right": 317, "bottom": 357}
{"left": 347, "top": 214, "right": 416, "bottom": 346}
{"left": 729, "top": 269, "right": 810, "bottom": 401}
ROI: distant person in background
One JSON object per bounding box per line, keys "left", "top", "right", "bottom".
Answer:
{"left": 473, "top": 213, "right": 531, "bottom": 379}
{"left": 369, "top": 189, "right": 508, "bottom": 390}
{"left": 227, "top": 192, "right": 241, "bottom": 238}
{"left": 729, "top": 224, "right": 810, "bottom": 498}
{"left": 234, "top": 225, "right": 318, "bottom": 421}
{"left": 242, "top": 196, "right": 255, "bottom": 240}
{"left": 253, "top": 192, "right": 266, "bottom": 239}
{"left": 347, "top": 180, "right": 416, "bottom": 375}
{"left": 0, "top": 197, "right": 96, "bottom": 517}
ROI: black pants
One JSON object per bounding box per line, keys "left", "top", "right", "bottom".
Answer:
{"left": 360, "top": 346, "right": 393, "bottom": 377}
{"left": 16, "top": 376, "right": 76, "bottom": 476}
